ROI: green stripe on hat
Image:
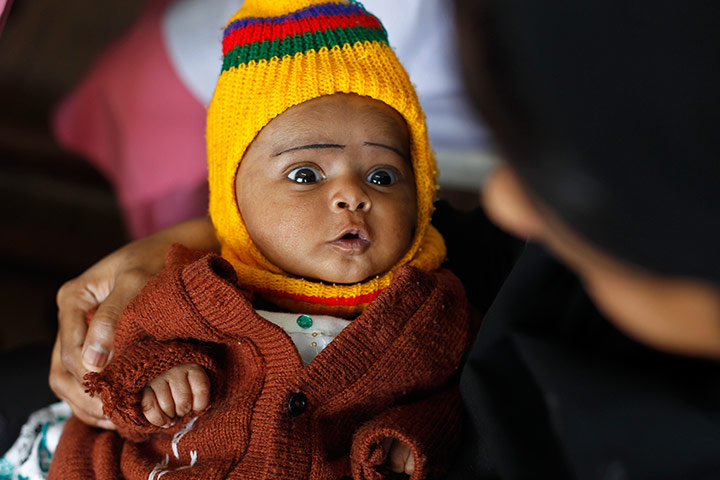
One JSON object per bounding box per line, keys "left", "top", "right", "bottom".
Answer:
{"left": 222, "top": 25, "right": 388, "bottom": 71}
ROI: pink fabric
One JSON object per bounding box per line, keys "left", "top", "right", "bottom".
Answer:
{"left": 0, "top": 0, "right": 12, "bottom": 34}
{"left": 52, "top": 0, "right": 208, "bottom": 238}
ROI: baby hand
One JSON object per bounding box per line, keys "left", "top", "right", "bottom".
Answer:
{"left": 381, "top": 436, "right": 415, "bottom": 476}
{"left": 141, "top": 363, "right": 210, "bottom": 427}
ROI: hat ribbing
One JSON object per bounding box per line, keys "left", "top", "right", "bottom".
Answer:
{"left": 207, "top": 0, "right": 445, "bottom": 316}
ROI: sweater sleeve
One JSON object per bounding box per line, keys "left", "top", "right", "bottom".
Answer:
{"left": 84, "top": 338, "right": 221, "bottom": 442}
{"left": 350, "top": 387, "right": 464, "bottom": 480}
{"left": 80, "top": 244, "right": 230, "bottom": 442}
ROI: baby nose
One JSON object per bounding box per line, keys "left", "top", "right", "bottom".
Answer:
{"left": 331, "top": 180, "right": 371, "bottom": 212}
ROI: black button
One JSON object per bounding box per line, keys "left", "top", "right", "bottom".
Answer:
{"left": 287, "top": 392, "right": 307, "bottom": 416}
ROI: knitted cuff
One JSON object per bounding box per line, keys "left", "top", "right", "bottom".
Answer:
{"left": 350, "top": 388, "right": 463, "bottom": 480}
{"left": 84, "top": 338, "right": 220, "bottom": 441}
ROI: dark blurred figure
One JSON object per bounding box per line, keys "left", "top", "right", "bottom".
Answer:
{"left": 448, "top": 0, "right": 720, "bottom": 478}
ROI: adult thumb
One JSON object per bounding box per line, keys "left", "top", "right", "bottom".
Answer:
{"left": 81, "top": 291, "right": 128, "bottom": 372}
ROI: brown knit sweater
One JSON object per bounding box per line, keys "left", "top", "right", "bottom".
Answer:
{"left": 48, "top": 244, "right": 478, "bottom": 480}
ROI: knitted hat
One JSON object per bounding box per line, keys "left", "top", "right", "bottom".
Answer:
{"left": 207, "top": 0, "right": 446, "bottom": 317}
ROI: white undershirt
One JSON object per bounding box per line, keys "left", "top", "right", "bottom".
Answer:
{"left": 256, "top": 310, "right": 351, "bottom": 365}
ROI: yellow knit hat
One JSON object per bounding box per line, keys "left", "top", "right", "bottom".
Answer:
{"left": 207, "top": 0, "right": 445, "bottom": 317}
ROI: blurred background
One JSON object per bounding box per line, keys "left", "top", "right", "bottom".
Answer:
{"left": 0, "top": 0, "right": 141, "bottom": 355}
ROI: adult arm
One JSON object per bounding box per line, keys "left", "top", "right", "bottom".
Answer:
{"left": 50, "top": 216, "right": 218, "bottom": 428}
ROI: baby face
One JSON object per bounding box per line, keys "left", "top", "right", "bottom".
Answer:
{"left": 235, "top": 93, "right": 417, "bottom": 284}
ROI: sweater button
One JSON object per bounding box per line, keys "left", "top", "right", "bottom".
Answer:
{"left": 287, "top": 392, "right": 307, "bottom": 416}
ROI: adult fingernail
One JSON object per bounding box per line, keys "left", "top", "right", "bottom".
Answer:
{"left": 83, "top": 345, "right": 109, "bottom": 368}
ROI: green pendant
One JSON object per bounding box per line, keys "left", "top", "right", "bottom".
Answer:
{"left": 296, "top": 314, "right": 313, "bottom": 329}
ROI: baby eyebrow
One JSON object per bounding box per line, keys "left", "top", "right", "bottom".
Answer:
{"left": 274, "top": 144, "right": 345, "bottom": 156}
{"left": 363, "top": 142, "right": 408, "bottom": 161}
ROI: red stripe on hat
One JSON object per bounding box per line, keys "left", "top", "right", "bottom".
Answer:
{"left": 222, "top": 13, "right": 382, "bottom": 55}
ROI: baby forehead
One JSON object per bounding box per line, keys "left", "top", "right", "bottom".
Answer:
{"left": 266, "top": 95, "right": 409, "bottom": 139}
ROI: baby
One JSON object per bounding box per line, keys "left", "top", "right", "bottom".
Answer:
{"left": 48, "top": 1, "right": 477, "bottom": 479}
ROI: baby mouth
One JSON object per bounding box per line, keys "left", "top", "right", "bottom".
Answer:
{"left": 331, "top": 228, "right": 370, "bottom": 252}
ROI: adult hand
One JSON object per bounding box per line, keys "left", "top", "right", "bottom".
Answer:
{"left": 49, "top": 217, "right": 219, "bottom": 428}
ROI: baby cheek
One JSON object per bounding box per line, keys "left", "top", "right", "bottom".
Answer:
{"left": 242, "top": 202, "right": 298, "bottom": 260}
{"left": 383, "top": 203, "right": 417, "bottom": 253}
{"left": 269, "top": 207, "right": 322, "bottom": 253}
{"left": 397, "top": 198, "right": 418, "bottom": 240}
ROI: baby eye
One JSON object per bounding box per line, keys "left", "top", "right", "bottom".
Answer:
{"left": 288, "top": 166, "right": 322, "bottom": 184}
{"left": 366, "top": 168, "right": 398, "bottom": 186}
